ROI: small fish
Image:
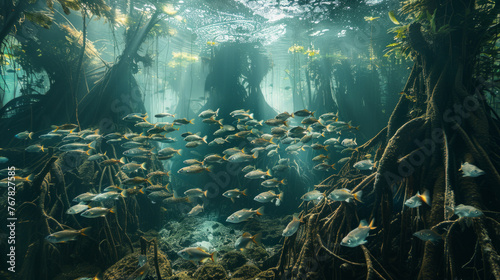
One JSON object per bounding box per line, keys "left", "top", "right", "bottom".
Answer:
{"left": 103, "top": 132, "right": 122, "bottom": 139}
{"left": 319, "top": 112, "right": 338, "bottom": 120}
{"left": 341, "top": 138, "right": 357, "bottom": 148}
{"left": 0, "top": 157, "right": 8, "bottom": 164}
{"left": 73, "top": 192, "right": 97, "bottom": 203}
{"left": 324, "top": 137, "right": 340, "bottom": 145}
{"left": 91, "top": 191, "right": 123, "bottom": 202}
{"left": 245, "top": 120, "right": 263, "bottom": 126}
{"left": 245, "top": 169, "right": 271, "bottom": 179}
{"left": 100, "top": 158, "right": 125, "bottom": 166}
{"left": 174, "top": 118, "right": 194, "bottom": 125}
{"left": 59, "top": 142, "right": 96, "bottom": 152}
{"left": 123, "top": 147, "right": 154, "bottom": 157}
{"left": 163, "top": 195, "right": 190, "bottom": 204}
{"left": 184, "top": 159, "right": 204, "bottom": 165}
{"left": 353, "top": 159, "right": 374, "bottom": 170}
{"left": 178, "top": 165, "right": 211, "bottom": 174}
{"left": 158, "top": 147, "right": 181, "bottom": 156}
{"left": 185, "top": 134, "right": 208, "bottom": 143}
{"left": 404, "top": 190, "right": 431, "bottom": 208}
{"left": 148, "top": 191, "right": 172, "bottom": 203}
{"left": 312, "top": 154, "right": 329, "bottom": 161}
{"left": 199, "top": 108, "right": 219, "bottom": 118}
{"left": 208, "top": 137, "right": 228, "bottom": 146}
{"left": 66, "top": 204, "right": 90, "bottom": 215}
{"left": 413, "top": 229, "right": 442, "bottom": 243}
{"left": 177, "top": 247, "right": 215, "bottom": 262}
{"left": 51, "top": 124, "right": 78, "bottom": 132}
{"left": 293, "top": 109, "right": 314, "bottom": 117}
{"left": 311, "top": 143, "right": 328, "bottom": 150}
{"left": 88, "top": 152, "right": 107, "bottom": 161}
{"left": 122, "top": 177, "right": 151, "bottom": 185}
{"left": 45, "top": 227, "right": 92, "bottom": 243}
{"left": 301, "top": 117, "right": 319, "bottom": 125}
{"left": 459, "top": 162, "right": 485, "bottom": 177}
{"left": 282, "top": 215, "right": 302, "bottom": 237}
{"left": 447, "top": 204, "right": 483, "bottom": 218}
{"left": 341, "top": 219, "right": 376, "bottom": 247}
{"left": 226, "top": 207, "right": 264, "bottom": 223}
{"left": 147, "top": 170, "right": 169, "bottom": 178}
{"left": 226, "top": 152, "right": 258, "bottom": 163}
{"left": 301, "top": 190, "right": 325, "bottom": 201}
{"left": 203, "top": 154, "right": 224, "bottom": 164}
{"left": 103, "top": 186, "right": 123, "bottom": 192}
{"left": 188, "top": 204, "right": 204, "bottom": 216}
{"left": 328, "top": 189, "right": 362, "bottom": 203}
{"left": 81, "top": 206, "right": 116, "bottom": 218}
{"left": 235, "top": 232, "right": 262, "bottom": 251}
{"left": 313, "top": 162, "right": 335, "bottom": 171}
{"left": 121, "top": 141, "right": 144, "bottom": 149}
{"left": 25, "top": 144, "right": 45, "bottom": 153}
{"left": 155, "top": 113, "right": 175, "bottom": 118}
{"left": 123, "top": 113, "right": 147, "bottom": 122}
{"left": 39, "top": 133, "right": 63, "bottom": 140}
{"left": 186, "top": 141, "right": 203, "bottom": 148}
{"left": 184, "top": 188, "right": 208, "bottom": 198}
{"left": 275, "top": 112, "right": 293, "bottom": 120}
{"left": 254, "top": 191, "right": 283, "bottom": 206}
{"left": 265, "top": 119, "right": 288, "bottom": 127}
{"left": 121, "top": 162, "right": 147, "bottom": 173}
{"left": 222, "top": 188, "right": 247, "bottom": 202}
{"left": 242, "top": 165, "right": 255, "bottom": 173}
{"left": 15, "top": 131, "right": 34, "bottom": 140}
{"left": 261, "top": 178, "right": 286, "bottom": 188}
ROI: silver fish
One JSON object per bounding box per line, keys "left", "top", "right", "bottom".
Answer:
{"left": 226, "top": 207, "right": 264, "bottom": 223}
{"left": 282, "top": 215, "right": 301, "bottom": 237}
{"left": 404, "top": 190, "right": 431, "bottom": 208}
{"left": 459, "top": 162, "right": 485, "bottom": 177}
{"left": 45, "top": 227, "right": 91, "bottom": 243}
{"left": 340, "top": 219, "right": 375, "bottom": 247}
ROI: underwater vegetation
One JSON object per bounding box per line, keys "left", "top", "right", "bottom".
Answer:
{"left": 0, "top": 0, "right": 500, "bottom": 280}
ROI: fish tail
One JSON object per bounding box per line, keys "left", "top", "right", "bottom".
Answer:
{"left": 291, "top": 113, "right": 295, "bottom": 118}
{"left": 252, "top": 232, "right": 263, "bottom": 246}
{"left": 256, "top": 206, "right": 265, "bottom": 216}
{"left": 176, "top": 149, "right": 182, "bottom": 156}
{"left": 121, "top": 189, "right": 128, "bottom": 198}
{"left": 119, "top": 157, "right": 126, "bottom": 164}
{"left": 324, "top": 145, "right": 329, "bottom": 151}
{"left": 205, "top": 166, "right": 212, "bottom": 172}
{"left": 266, "top": 170, "right": 271, "bottom": 177}
{"left": 369, "top": 219, "right": 376, "bottom": 230}
{"left": 202, "top": 135, "right": 208, "bottom": 144}
{"left": 311, "top": 111, "right": 315, "bottom": 117}
{"left": 165, "top": 183, "right": 170, "bottom": 192}
{"left": 203, "top": 190, "right": 208, "bottom": 197}
{"left": 420, "top": 189, "right": 431, "bottom": 206}
{"left": 284, "top": 120, "right": 289, "bottom": 127}
{"left": 278, "top": 192, "right": 284, "bottom": 202}
{"left": 88, "top": 141, "right": 97, "bottom": 149}
{"left": 26, "top": 174, "right": 34, "bottom": 182}
{"left": 147, "top": 179, "right": 153, "bottom": 185}
{"left": 258, "top": 120, "right": 263, "bottom": 126}
{"left": 210, "top": 252, "right": 216, "bottom": 262}
{"left": 80, "top": 227, "right": 92, "bottom": 236}
{"left": 353, "top": 190, "right": 363, "bottom": 203}
{"left": 189, "top": 119, "right": 195, "bottom": 124}
{"left": 218, "top": 119, "right": 224, "bottom": 126}
{"left": 270, "top": 138, "right": 275, "bottom": 145}
{"left": 222, "top": 155, "right": 227, "bottom": 161}
{"left": 40, "top": 145, "right": 45, "bottom": 152}
{"left": 109, "top": 206, "right": 117, "bottom": 214}
{"left": 215, "top": 108, "right": 219, "bottom": 116}
{"left": 28, "top": 132, "right": 33, "bottom": 139}
{"left": 51, "top": 125, "right": 59, "bottom": 132}
{"left": 140, "top": 162, "right": 147, "bottom": 170}
{"left": 139, "top": 187, "right": 145, "bottom": 194}
{"left": 253, "top": 152, "right": 259, "bottom": 159}
{"left": 280, "top": 179, "right": 287, "bottom": 185}
{"left": 331, "top": 163, "right": 336, "bottom": 170}
{"left": 241, "top": 189, "right": 247, "bottom": 196}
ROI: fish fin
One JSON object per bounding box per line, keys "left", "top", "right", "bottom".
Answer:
{"left": 189, "top": 119, "right": 195, "bottom": 124}
{"left": 203, "top": 190, "right": 208, "bottom": 197}
{"left": 266, "top": 170, "right": 271, "bottom": 177}
{"left": 230, "top": 198, "right": 235, "bottom": 203}
{"left": 109, "top": 206, "right": 117, "bottom": 214}
{"left": 311, "top": 111, "right": 315, "bottom": 117}
{"left": 176, "top": 149, "right": 182, "bottom": 156}
{"left": 353, "top": 190, "right": 363, "bottom": 203}
{"left": 324, "top": 145, "right": 329, "bottom": 151}
{"left": 140, "top": 162, "right": 147, "bottom": 170}
{"left": 80, "top": 227, "right": 92, "bottom": 236}
{"left": 291, "top": 113, "right": 295, "bottom": 118}
{"left": 222, "top": 155, "right": 227, "bottom": 161}
{"left": 119, "top": 157, "right": 126, "bottom": 164}
{"left": 205, "top": 166, "right": 212, "bottom": 172}
{"left": 202, "top": 135, "right": 207, "bottom": 143}
{"left": 253, "top": 152, "right": 259, "bottom": 159}
{"left": 121, "top": 189, "right": 128, "bottom": 198}
{"left": 284, "top": 120, "right": 289, "bottom": 127}
{"left": 210, "top": 252, "right": 216, "bottom": 262}
{"left": 420, "top": 189, "right": 431, "bottom": 206}
{"left": 256, "top": 206, "right": 265, "bottom": 216}
{"left": 241, "top": 189, "right": 247, "bottom": 196}
{"left": 28, "top": 132, "right": 33, "bottom": 139}
{"left": 359, "top": 219, "right": 368, "bottom": 227}
{"left": 252, "top": 232, "right": 263, "bottom": 246}
{"left": 26, "top": 174, "right": 34, "bottom": 182}
{"left": 369, "top": 219, "right": 376, "bottom": 230}
{"left": 139, "top": 188, "right": 145, "bottom": 194}
{"left": 278, "top": 192, "right": 284, "bottom": 202}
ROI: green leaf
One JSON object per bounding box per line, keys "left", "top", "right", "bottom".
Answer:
{"left": 389, "top": 11, "right": 400, "bottom": 25}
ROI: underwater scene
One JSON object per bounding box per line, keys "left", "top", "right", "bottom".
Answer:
{"left": 1, "top": 0, "right": 500, "bottom": 279}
